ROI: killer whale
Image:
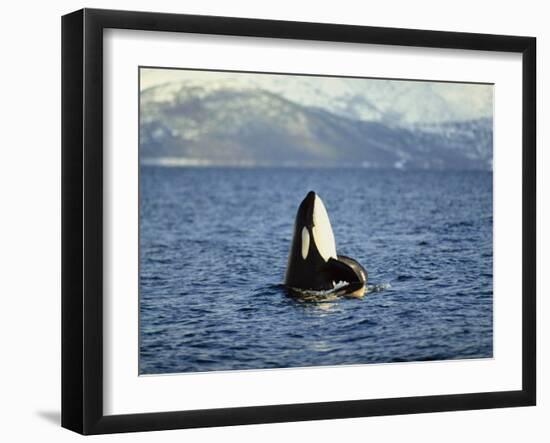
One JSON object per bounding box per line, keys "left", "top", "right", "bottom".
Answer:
{"left": 284, "top": 191, "right": 368, "bottom": 297}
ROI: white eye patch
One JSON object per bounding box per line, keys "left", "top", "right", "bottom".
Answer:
{"left": 301, "top": 226, "right": 310, "bottom": 259}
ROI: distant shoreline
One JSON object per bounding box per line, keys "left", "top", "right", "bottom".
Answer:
{"left": 140, "top": 158, "right": 493, "bottom": 172}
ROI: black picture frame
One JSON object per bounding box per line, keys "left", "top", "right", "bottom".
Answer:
{"left": 61, "top": 8, "right": 536, "bottom": 435}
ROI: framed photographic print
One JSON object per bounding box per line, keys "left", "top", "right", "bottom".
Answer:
{"left": 61, "top": 8, "right": 536, "bottom": 435}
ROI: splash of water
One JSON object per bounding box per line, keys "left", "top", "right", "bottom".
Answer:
{"left": 286, "top": 281, "right": 391, "bottom": 302}
{"left": 367, "top": 282, "right": 392, "bottom": 293}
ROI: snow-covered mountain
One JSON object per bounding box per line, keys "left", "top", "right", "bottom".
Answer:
{"left": 139, "top": 74, "right": 493, "bottom": 170}
{"left": 141, "top": 70, "right": 493, "bottom": 125}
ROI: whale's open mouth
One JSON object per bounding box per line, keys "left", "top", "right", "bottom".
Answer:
{"left": 290, "top": 280, "right": 350, "bottom": 296}
{"left": 287, "top": 280, "right": 369, "bottom": 301}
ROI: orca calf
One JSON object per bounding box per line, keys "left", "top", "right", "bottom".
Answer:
{"left": 284, "top": 191, "right": 368, "bottom": 298}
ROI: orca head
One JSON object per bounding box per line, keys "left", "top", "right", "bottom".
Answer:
{"left": 285, "top": 191, "right": 367, "bottom": 294}
{"left": 285, "top": 191, "right": 368, "bottom": 294}
{"left": 294, "top": 191, "right": 337, "bottom": 263}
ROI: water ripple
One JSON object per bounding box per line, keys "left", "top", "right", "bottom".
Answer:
{"left": 139, "top": 168, "right": 493, "bottom": 374}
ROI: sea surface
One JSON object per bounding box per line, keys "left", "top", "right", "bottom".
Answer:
{"left": 139, "top": 167, "right": 493, "bottom": 374}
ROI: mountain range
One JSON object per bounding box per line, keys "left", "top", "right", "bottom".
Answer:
{"left": 139, "top": 77, "right": 493, "bottom": 170}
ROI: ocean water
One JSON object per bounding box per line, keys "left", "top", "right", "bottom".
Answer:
{"left": 139, "top": 167, "right": 493, "bottom": 374}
